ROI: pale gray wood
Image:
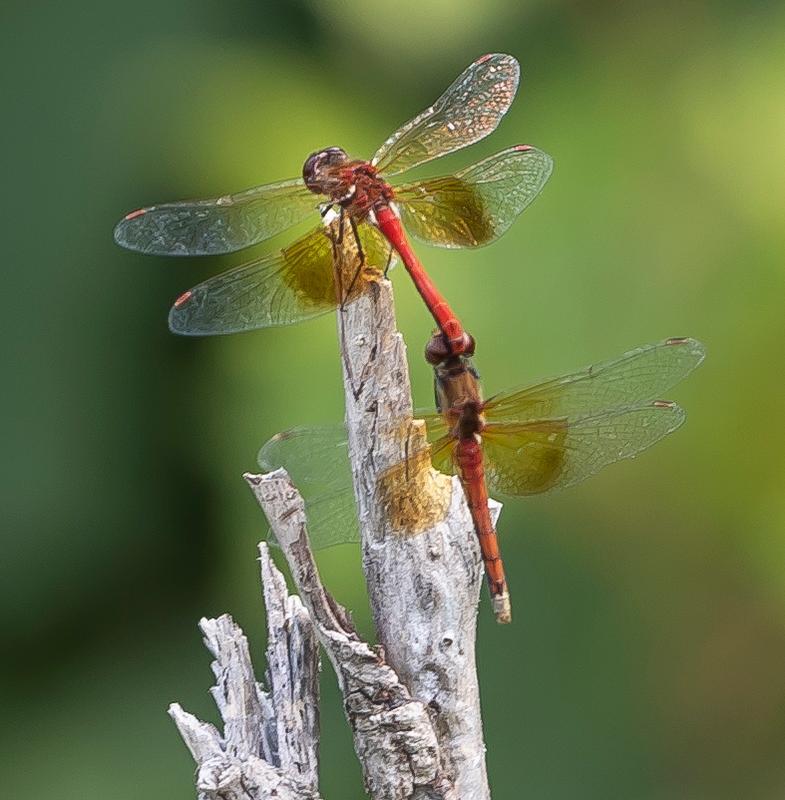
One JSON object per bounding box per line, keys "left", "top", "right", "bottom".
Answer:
{"left": 169, "top": 554, "right": 321, "bottom": 800}
{"left": 259, "top": 546, "right": 320, "bottom": 789}
{"left": 247, "top": 470, "right": 454, "bottom": 799}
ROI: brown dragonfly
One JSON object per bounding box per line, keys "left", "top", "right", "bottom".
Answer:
{"left": 258, "top": 337, "right": 705, "bottom": 622}
{"left": 114, "top": 53, "right": 552, "bottom": 351}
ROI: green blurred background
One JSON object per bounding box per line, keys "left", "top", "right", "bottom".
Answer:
{"left": 3, "top": 1, "right": 784, "bottom": 797}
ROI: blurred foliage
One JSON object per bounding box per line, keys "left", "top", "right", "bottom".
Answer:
{"left": 2, "top": 1, "right": 784, "bottom": 798}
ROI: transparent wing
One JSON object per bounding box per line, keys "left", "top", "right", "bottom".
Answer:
{"left": 258, "top": 426, "right": 359, "bottom": 549}
{"left": 258, "top": 421, "right": 454, "bottom": 546}
{"left": 372, "top": 53, "right": 520, "bottom": 177}
{"left": 293, "top": 489, "right": 360, "bottom": 549}
{"left": 428, "top": 433, "right": 459, "bottom": 478}
{"left": 168, "top": 222, "right": 390, "bottom": 335}
{"left": 418, "top": 408, "right": 450, "bottom": 442}
{"left": 114, "top": 178, "right": 316, "bottom": 256}
{"left": 481, "top": 401, "right": 687, "bottom": 497}
{"left": 259, "top": 425, "right": 352, "bottom": 495}
{"left": 168, "top": 226, "right": 335, "bottom": 334}
{"left": 395, "top": 146, "right": 553, "bottom": 248}
{"left": 410, "top": 409, "right": 457, "bottom": 477}
{"left": 485, "top": 338, "right": 706, "bottom": 421}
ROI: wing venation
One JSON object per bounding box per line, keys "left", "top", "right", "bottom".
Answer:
{"left": 372, "top": 54, "right": 520, "bottom": 177}
{"left": 396, "top": 146, "right": 553, "bottom": 248}
{"left": 115, "top": 178, "right": 315, "bottom": 256}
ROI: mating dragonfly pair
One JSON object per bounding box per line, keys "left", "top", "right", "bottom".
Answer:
{"left": 115, "top": 54, "right": 704, "bottom": 622}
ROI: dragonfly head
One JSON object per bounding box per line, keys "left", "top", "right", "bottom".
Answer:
{"left": 302, "top": 147, "right": 350, "bottom": 194}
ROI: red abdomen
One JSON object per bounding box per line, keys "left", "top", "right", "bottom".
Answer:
{"left": 373, "top": 204, "right": 468, "bottom": 354}
{"left": 454, "top": 437, "right": 510, "bottom": 621}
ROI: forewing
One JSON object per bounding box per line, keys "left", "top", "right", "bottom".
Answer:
{"left": 396, "top": 146, "right": 553, "bottom": 248}
{"left": 114, "top": 178, "right": 316, "bottom": 256}
{"left": 372, "top": 54, "right": 520, "bottom": 177}
{"left": 481, "top": 401, "right": 687, "bottom": 496}
{"left": 258, "top": 426, "right": 359, "bottom": 549}
{"left": 486, "top": 338, "right": 706, "bottom": 421}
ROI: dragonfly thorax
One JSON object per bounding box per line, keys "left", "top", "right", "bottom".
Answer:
{"left": 302, "top": 148, "right": 393, "bottom": 216}
{"left": 342, "top": 163, "right": 394, "bottom": 216}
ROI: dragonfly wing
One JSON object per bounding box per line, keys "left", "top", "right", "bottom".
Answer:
{"left": 259, "top": 425, "right": 352, "bottom": 494}
{"left": 262, "top": 487, "right": 360, "bottom": 551}
{"left": 258, "top": 425, "right": 359, "bottom": 549}
{"left": 417, "top": 408, "right": 450, "bottom": 442}
{"left": 395, "top": 146, "right": 553, "bottom": 248}
{"left": 291, "top": 489, "right": 360, "bottom": 549}
{"left": 259, "top": 417, "right": 459, "bottom": 547}
{"left": 371, "top": 54, "right": 520, "bottom": 177}
{"left": 114, "top": 178, "right": 316, "bottom": 256}
{"left": 485, "top": 338, "right": 706, "bottom": 421}
{"left": 481, "top": 401, "right": 687, "bottom": 496}
{"left": 412, "top": 408, "right": 455, "bottom": 470}
{"left": 167, "top": 222, "right": 386, "bottom": 335}
{"left": 168, "top": 226, "right": 337, "bottom": 335}
{"left": 429, "top": 434, "right": 458, "bottom": 478}
{"left": 357, "top": 221, "right": 398, "bottom": 272}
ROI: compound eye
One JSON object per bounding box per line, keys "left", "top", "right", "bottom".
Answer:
{"left": 322, "top": 146, "right": 347, "bottom": 165}
{"left": 302, "top": 153, "right": 322, "bottom": 192}
{"left": 302, "top": 147, "right": 348, "bottom": 192}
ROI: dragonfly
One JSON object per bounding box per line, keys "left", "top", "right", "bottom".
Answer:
{"left": 258, "top": 337, "right": 706, "bottom": 622}
{"left": 114, "top": 53, "right": 552, "bottom": 352}
{"left": 423, "top": 331, "right": 513, "bottom": 621}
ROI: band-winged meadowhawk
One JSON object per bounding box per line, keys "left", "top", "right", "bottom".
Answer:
{"left": 258, "top": 337, "right": 706, "bottom": 621}
{"left": 114, "top": 54, "right": 552, "bottom": 351}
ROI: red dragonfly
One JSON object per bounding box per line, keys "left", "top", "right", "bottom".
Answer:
{"left": 258, "top": 337, "right": 706, "bottom": 622}
{"left": 114, "top": 54, "right": 552, "bottom": 352}
{"left": 422, "top": 332, "right": 513, "bottom": 621}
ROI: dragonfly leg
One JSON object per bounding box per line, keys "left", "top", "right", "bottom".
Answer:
{"left": 328, "top": 208, "right": 353, "bottom": 311}
{"left": 329, "top": 208, "right": 361, "bottom": 397}
{"left": 348, "top": 214, "right": 366, "bottom": 265}
{"left": 339, "top": 215, "right": 368, "bottom": 308}
{"left": 337, "top": 204, "right": 346, "bottom": 244}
